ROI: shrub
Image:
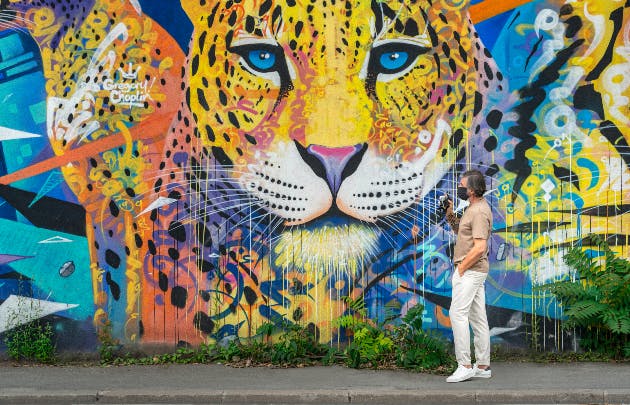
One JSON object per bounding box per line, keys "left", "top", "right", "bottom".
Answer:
{"left": 393, "top": 303, "right": 452, "bottom": 370}
{"left": 4, "top": 321, "right": 56, "bottom": 363}
{"left": 334, "top": 297, "right": 449, "bottom": 370}
{"left": 537, "top": 234, "right": 629, "bottom": 358}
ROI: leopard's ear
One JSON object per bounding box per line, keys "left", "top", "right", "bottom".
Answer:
{"left": 181, "top": 0, "right": 218, "bottom": 24}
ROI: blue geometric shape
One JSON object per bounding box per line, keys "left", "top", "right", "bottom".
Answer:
{"left": 28, "top": 171, "right": 65, "bottom": 208}
{"left": 0, "top": 218, "right": 92, "bottom": 320}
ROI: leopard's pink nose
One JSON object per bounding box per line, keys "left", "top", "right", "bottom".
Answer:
{"left": 294, "top": 141, "right": 367, "bottom": 195}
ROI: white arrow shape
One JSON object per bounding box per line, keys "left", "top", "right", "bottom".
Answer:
{"left": 0, "top": 295, "right": 78, "bottom": 333}
{"left": 136, "top": 196, "right": 177, "bottom": 217}
{"left": 0, "top": 126, "right": 42, "bottom": 141}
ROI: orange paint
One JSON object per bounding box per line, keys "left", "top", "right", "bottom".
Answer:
{"left": 0, "top": 15, "right": 184, "bottom": 187}
{"left": 470, "top": 0, "right": 533, "bottom": 24}
{"left": 0, "top": 118, "right": 162, "bottom": 185}
{"left": 234, "top": 86, "right": 280, "bottom": 99}
{"left": 435, "top": 305, "right": 452, "bottom": 328}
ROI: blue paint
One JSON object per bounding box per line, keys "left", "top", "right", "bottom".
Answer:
{"left": 0, "top": 219, "right": 92, "bottom": 320}
{"left": 473, "top": 0, "right": 513, "bottom": 50}
{"left": 247, "top": 50, "right": 277, "bottom": 71}
{"left": 0, "top": 30, "right": 76, "bottom": 214}
{"left": 379, "top": 51, "right": 410, "bottom": 71}
{"left": 565, "top": 192, "right": 585, "bottom": 210}
{"left": 577, "top": 158, "right": 601, "bottom": 190}
{"left": 139, "top": 0, "right": 193, "bottom": 52}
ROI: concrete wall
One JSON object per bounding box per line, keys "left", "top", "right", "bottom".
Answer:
{"left": 0, "top": 0, "right": 628, "bottom": 352}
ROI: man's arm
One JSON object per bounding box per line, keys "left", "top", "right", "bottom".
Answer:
{"left": 444, "top": 199, "right": 460, "bottom": 233}
{"left": 457, "top": 238, "right": 487, "bottom": 275}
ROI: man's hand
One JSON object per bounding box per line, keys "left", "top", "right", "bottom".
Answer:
{"left": 445, "top": 199, "right": 454, "bottom": 215}
{"left": 444, "top": 199, "right": 460, "bottom": 233}
{"left": 458, "top": 238, "right": 488, "bottom": 274}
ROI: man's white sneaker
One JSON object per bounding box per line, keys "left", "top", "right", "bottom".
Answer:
{"left": 473, "top": 365, "right": 492, "bottom": 378}
{"left": 446, "top": 365, "right": 475, "bottom": 383}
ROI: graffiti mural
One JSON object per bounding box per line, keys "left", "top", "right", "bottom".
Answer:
{"left": 0, "top": 0, "right": 628, "bottom": 352}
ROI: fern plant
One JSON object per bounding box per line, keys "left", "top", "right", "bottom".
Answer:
{"left": 270, "top": 322, "right": 328, "bottom": 365}
{"left": 537, "top": 234, "right": 629, "bottom": 357}
{"left": 346, "top": 324, "right": 393, "bottom": 368}
{"left": 333, "top": 297, "right": 451, "bottom": 370}
{"left": 333, "top": 295, "right": 368, "bottom": 330}
{"left": 255, "top": 321, "right": 275, "bottom": 344}
{"left": 394, "top": 303, "right": 452, "bottom": 370}
{"left": 333, "top": 295, "right": 395, "bottom": 368}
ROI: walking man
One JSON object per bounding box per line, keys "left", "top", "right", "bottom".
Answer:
{"left": 444, "top": 170, "right": 493, "bottom": 383}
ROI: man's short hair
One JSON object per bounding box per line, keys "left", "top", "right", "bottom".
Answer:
{"left": 462, "top": 170, "right": 486, "bottom": 197}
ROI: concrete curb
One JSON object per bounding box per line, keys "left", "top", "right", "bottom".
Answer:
{"left": 1, "top": 388, "right": 628, "bottom": 404}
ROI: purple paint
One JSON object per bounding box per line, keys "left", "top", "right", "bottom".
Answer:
{"left": 306, "top": 144, "right": 365, "bottom": 195}
{"left": 3, "top": 0, "right": 95, "bottom": 49}
{"left": 0, "top": 254, "right": 32, "bottom": 266}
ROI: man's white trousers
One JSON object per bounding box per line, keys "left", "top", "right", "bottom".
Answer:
{"left": 450, "top": 270, "right": 491, "bottom": 366}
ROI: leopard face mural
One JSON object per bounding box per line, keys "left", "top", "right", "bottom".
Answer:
{"left": 169, "top": 0, "right": 494, "bottom": 275}
{"left": 0, "top": 0, "right": 628, "bottom": 350}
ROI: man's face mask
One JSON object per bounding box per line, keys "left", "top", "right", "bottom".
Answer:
{"left": 457, "top": 185, "right": 469, "bottom": 201}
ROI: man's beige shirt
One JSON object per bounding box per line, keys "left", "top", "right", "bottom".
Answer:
{"left": 453, "top": 199, "right": 492, "bottom": 273}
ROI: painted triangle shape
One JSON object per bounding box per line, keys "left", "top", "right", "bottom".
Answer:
{"left": 38, "top": 235, "right": 73, "bottom": 244}
{"left": 0, "top": 295, "right": 78, "bottom": 333}
{"left": 0, "top": 126, "right": 42, "bottom": 141}
{"left": 0, "top": 254, "right": 32, "bottom": 266}
{"left": 136, "top": 196, "right": 177, "bottom": 217}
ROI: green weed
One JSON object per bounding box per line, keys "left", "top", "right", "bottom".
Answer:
{"left": 4, "top": 321, "right": 56, "bottom": 363}
{"left": 97, "top": 320, "right": 121, "bottom": 364}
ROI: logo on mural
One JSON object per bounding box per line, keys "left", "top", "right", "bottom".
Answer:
{"left": 102, "top": 63, "right": 154, "bottom": 107}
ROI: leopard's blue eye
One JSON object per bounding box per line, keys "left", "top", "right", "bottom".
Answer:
{"left": 379, "top": 51, "right": 409, "bottom": 71}
{"left": 230, "top": 43, "right": 289, "bottom": 81}
{"left": 230, "top": 43, "right": 293, "bottom": 88}
{"left": 367, "top": 42, "right": 431, "bottom": 79}
{"left": 247, "top": 50, "right": 277, "bottom": 71}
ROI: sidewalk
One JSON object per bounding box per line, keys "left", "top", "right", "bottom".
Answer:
{"left": 0, "top": 362, "right": 628, "bottom": 404}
